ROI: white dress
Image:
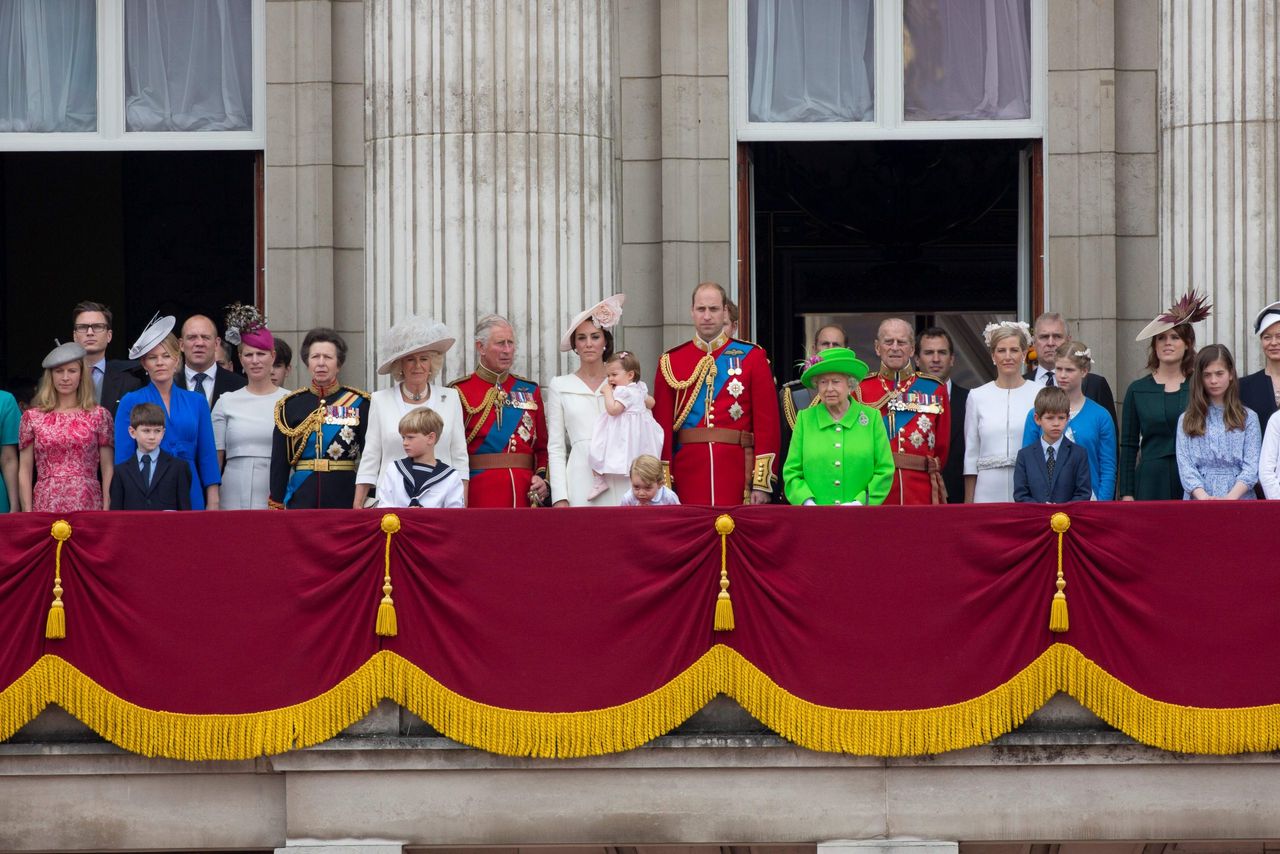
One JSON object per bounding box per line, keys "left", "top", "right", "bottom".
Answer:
{"left": 545, "top": 373, "right": 628, "bottom": 506}
{"left": 357, "top": 383, "right": 469, "bottom": 494}
{"left": 211, "top": 385, "right": 288, "bottom": 510}
{"left": 588, "top": 382, "right": 663, "bottom": 476}
{"left": 964, "top": 379, "right": 1040, "bottom": 503}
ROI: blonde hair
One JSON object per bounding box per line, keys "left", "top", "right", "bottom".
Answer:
{"left": 395, "top": 349, "right": 444, "bottom": 382}
{"left": 144, "top": 333, "right": 182, "bottom": 363}
{"left": 630, "top": 454, "right": 663, "bottom": 486}
{"left": 399, "top": 406, "right": 443, "bottom": 437}
{"left": 32, "top": 358, "right": 96, "bottom": 412}
{"left": 985, "top": 323, "right": 1030, "bottom": 354}
{"left": 1055, "top": 340, "right": 1093, "bottom": 373}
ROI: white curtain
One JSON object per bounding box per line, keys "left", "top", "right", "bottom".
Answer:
{"left": 125, "top": 0, "right": 252, "bottom": 132}
{"left": 748, "top": 0, "right": 875, "bottom": 123}
{"left": 904, "top": 0, "right": 1031, "bottom": 121}
{"left": 0, "top": 0, "right": 96, "bottom": 132}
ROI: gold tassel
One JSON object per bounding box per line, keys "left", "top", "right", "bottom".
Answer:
{"left": 376, "top": 514, "right": 401, "bottom": 637}
{"left": 1048, "top": 512, "right": 1070, "bottom": 633}
{"left": 45, "top": 520, "right": 72, "bottom": 640}
{"left": 713, "top": 514, "right": 735, "bottom": 631}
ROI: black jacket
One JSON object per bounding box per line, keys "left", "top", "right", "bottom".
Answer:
{"left": 98, "top": 361, "right": 144, "bottom": 417}
{"left": 942, "top": 381, "right": 969, "bottom": 504}
{"left": 110, "top": 449, "right": 192, "bottom": 511}
{"left": 176, "top": 365, "right": 246, "bottom": 412}
{"left": 1240, "top": 370, "right": 1278, "bottom": 433}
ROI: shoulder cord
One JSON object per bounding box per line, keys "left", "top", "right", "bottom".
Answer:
{"left": 457, "top": 385, "right": 502, "bottom": 444}
{"left": 661, "top": 353, "right": 716, "bottom": 432}
{"left": 274, "top": 399, "right": 327, "bottom": 467}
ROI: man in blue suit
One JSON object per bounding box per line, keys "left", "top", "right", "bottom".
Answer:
{"left": 1014, "top": 387, "right": 1092, "bottom": 504}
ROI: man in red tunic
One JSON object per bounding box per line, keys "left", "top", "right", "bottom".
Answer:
{"left": 449, "top": 315, "right": 549, "bottom": 507}
{"left": 856, "top": 317, "right": 950, "bottom": 505}
{"left": 653, "top": 282, "right": 780, "bottom": 505}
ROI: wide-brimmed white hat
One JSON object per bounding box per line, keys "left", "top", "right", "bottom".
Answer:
{"left": 1135, "top": 291, "right": 1212, "bottom": 341}
{"left": 42, "top": 341, "right": 87, "bottom": 369}
{"left": 377, "top": 315, "right": 456, "bottom": 375}
{"left": 559, "top": 294, "right": 626, "bottom": 352}
{"left": 1254, "top": 300, "right": 1280, "bottom": 336}
{"left": 128, "top": 314, "right": 176, "bottom": 360}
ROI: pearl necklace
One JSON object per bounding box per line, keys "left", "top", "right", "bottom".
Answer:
{"left": 402, "top": 382, "right": 430, "bottom": 403}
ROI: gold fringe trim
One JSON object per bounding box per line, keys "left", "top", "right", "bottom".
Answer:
{"left": 5, "top": 645, "right": 1280, "bottom": 759}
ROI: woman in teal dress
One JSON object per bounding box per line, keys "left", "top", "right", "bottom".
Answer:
{"left": 783, "top": 348, "right": 893, "bottom": 506}
{"left": 1119, "top": 292, "right": 1209, "bottom": 500}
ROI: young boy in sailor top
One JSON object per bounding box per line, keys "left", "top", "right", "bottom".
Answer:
{"left": 376, "top": 407, "right": 465, "bottom": 509}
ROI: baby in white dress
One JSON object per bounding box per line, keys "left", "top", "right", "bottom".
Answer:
{"left": 587, "top": 351, "right": 663, "bottom": 500}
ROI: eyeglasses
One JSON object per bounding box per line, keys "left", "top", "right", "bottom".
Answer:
{"left": 73, "top": 323, "right": 109, "bottom": 334}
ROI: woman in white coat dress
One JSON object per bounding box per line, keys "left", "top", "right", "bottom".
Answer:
{"left": 547, "top": 295, "right": 629, "bottom": 507}
{"left": 354, "top": 316, "right": 468, "bottom": 508}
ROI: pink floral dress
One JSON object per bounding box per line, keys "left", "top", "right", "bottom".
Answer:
{"left": 19, "top": 407, "right": 114, "bottom": 512}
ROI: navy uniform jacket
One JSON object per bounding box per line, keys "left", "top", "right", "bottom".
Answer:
{"left": 1013, "top": 438, "right": 1092, "bottom": 504}
{"left": 109, "top": 449, "right": 192, "bottom": 511}
{"left": 269, "top": 384, "right": 370, "bottom": 509}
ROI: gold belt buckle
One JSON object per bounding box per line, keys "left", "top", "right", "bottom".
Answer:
{"left": 312, "top": 459, "right": 330, "bottom": 472}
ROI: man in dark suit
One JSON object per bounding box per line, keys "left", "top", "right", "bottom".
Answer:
{"left": 917, "top": 327, "right": 968, "bottom": 504}
{"left": 109, "top": 403, "right": 192, "bottom": 510}
{"left": 1026, "top": 312, "right": 1117, "bottom": 427}
{"left": 71, "top": 300, "right": 143, "bottom": 417}
{"left": 1014, "top": 387, "right": 1092, "bottom": 504}
{"left": 176, "top": 314, "right": 246, "bottom": 411}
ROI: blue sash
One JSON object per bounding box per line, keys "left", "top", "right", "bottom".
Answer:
{"left": 882, "top": 376, "right": 944, "bottom": 438}
{"left": 470, "top": 378, "right": 538, "bottom": 476}
{"left": 283, "top": 421, "right": 345, "bottom": 505}
{"left": 682, "top": 343, "right": 754, "bottom": 430}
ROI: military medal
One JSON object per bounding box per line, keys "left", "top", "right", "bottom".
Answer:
{"left": 858, "top": 412, "right": 869, "bottom": 426}
{"left": 727, "top": 378, "right": 744, "bottom": 397}
{"left": 728, "top": 402, "right": 744, "bottom": 420}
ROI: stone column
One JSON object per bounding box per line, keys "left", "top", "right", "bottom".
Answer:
{"left": 1160, "top": 0, "right": 1280, "bottom": 372}
{"left": 365, "top": 0, "right": 617, "bottom": 384}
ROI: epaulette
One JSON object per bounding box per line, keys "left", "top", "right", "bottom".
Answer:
{"left": 781, "top": 378, "right": 804, "bottom": 390}
{"left": 345, "top": 385, "right": 371, "bottom": 400}
{"left": 282, "top": 387, "right": 310, "bottom": 401}
{"left": 913, "top": 371, "right": 945, "bottom": 385}
{"left": 447, "top": 376, "right": 468, "bottom": 388}
{"left": 511, "top": 373, "right": 538, "bottom": 385}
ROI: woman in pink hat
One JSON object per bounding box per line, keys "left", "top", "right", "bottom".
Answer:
{"left": 545, "top": 295, "right": 629, "bottom": 506}
{"left": 210, "top": 304, "right": 289, "bottom": 510}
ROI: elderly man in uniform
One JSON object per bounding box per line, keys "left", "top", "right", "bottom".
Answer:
{"left": 856, "top": 317, "right": 950, "bottom": 504}
{"left": 653, "top": 282, "right": 780, "bottom": 505}
{"left": 450, "top": 314, "right": 549, "bottom": 507}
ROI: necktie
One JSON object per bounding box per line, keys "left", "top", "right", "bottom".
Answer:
{"left": 1045, "top": 445, "right": 1056, "bottom": 482}
{"left": 140, "top": 454, "right": 152, "bottom": 488}
{"left": 1045, "top": 372, "right": 1055, "bottom": 387}
{"left": 93, "top": 364, "right": 104, "bottom": 400}
{"left": 193, "top": 372, "right": 209, "bottom": 399}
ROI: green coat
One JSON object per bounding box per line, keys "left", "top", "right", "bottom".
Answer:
{"left": 784, "top": 399, "right": 894, "bottom": 506}
{"left": 1118, "top": 375, "right": 1189, "bottom": 500}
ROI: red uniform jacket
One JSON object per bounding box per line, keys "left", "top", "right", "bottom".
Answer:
{"left": 450, "top": 371, "right": 548, "bottom": 508}
{"left": 857, "top": 368, "right": 950, "bottom": 505}
{"left": 653, "top": 334, "right": 781, "bottom": 505}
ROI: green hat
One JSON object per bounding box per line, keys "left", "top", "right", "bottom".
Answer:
{"left": 800, "top": 347, "right": 869, "bottom": 389}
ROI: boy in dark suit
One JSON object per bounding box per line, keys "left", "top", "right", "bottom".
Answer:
{"left": 1014, "top": 387, "right": 1092, "bottom": 504}
{"left": 109, "top": 403, "right": 192, "bottom": 511}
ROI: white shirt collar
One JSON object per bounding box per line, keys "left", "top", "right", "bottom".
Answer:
{"left": 185, "top": 363, "right": 217, "bottom": 383}
{"left": 137, "top": 448, "right": 160, "bottom": 463}
{"left": 1040, "top": 435, "right": 1065, "bottom": 456}
{"left": 1034, "top": 365, "right": 1053, "bottom": 382}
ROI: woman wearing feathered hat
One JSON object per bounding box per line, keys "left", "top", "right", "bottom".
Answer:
{"left": 210, "top": 304, "right": 288, "bottom": 510}
{"left": 115, "top": 314, "right": 222, "bottom": 510}
{"left": 1118, "top": 291, "right": 1208, "bottom": 500}
{"left": 782, "top": 347, "right": 893, "bottom": 506}
{"left": 354, "top": 315, "right": 467, "bottom": 508}
{"left": 545, "top": 294, "right": 628, "bottom": 506}
{"left": 18, "top": 341, "right": 115, "bottom": 512}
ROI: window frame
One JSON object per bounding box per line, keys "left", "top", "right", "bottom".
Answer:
{"left": 733, "top": 0, "right": 1047, "bottom": 141}
{"left": 0, "top": 0, "right": 266, "bottom": 151}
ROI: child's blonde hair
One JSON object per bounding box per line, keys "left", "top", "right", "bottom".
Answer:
{"left": 399, "top": 406, "right": 443, "bottom": 437}
{"left": 606, "top": 350, "right": 642, "bottom": 383}
{"left": 630, "top": 454, "right": 663, "bottom": 485}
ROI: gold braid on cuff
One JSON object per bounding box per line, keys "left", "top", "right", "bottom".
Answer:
{"left": 752, "top": 453, "right": 776, "bottom": 490}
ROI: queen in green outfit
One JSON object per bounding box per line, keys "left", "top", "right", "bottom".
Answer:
{"left": 784, "top": 347, "right": 894, "bottom": 506}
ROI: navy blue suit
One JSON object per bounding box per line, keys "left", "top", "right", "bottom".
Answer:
{"left": 1013, "top": 437, "right": 1091, "bottom": 504}
{"left": 109, "top": 449, "right": 192, "bottom": 511}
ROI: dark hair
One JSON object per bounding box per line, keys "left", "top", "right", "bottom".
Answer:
{"left": 72, "top": 300, "right": 113, "bottom": 328}
{"left": 726, "top": 300, "right": 740, "bottom": 323}
{"left": 1145, "top": 323, "right": 1197, "bottom": 377}
{"left": 916, "top": 326, "right": 953, "bottom": 353}
{"left": 606, "top": 350, "right": 643, "bottom": 382}
{"left": 7, "top": 376, "right": 37, "bottom": 408}
{"left": 1034, "top": 386, "right": 1070, "bottom": 417}
{"left": 301, "top": 328, "right": 348, "bottom": 367}
{"left": 1183, "top": 344, "right": 1246, "bottom": 437}
{"left": 130, "top": 402, "right": 167, "bottom": 428}
{"left": 273, "top": 338, "right": 293, "bottom": 368}
{"left": 570, "top": 326, "right": 614, "bottom": 361}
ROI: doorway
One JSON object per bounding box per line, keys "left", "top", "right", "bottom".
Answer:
{"left": 0, "top": 150, "right": 259, "bottom": 385}
{"left": 748, "top": 139, "right": 1037, "bottom": 388}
